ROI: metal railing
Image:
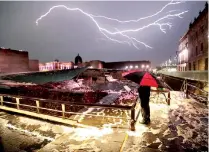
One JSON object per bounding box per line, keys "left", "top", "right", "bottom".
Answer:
{"left": 159, "top": 74, "right": 208, "bottom": 103}
{"left": 0, "top": 89, "right": 171, "bottom": 131}
{"left": 0, "top": 93, "right": 138, "bottom": 131}
{"left": 159, "top": 71, "right": 208, "bottom": 82}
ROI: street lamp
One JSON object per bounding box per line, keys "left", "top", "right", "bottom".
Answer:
{"left": 146, "top": 65, "right": 149, "bottom": 68}
{"left": 135, "top": 65, "right": 138, "bottom": 68}
{"left": 130, "top": 65, "right": 133, "bottom": 69}
{"left": 141, "top": 64, "right": 145, "bottom": 68}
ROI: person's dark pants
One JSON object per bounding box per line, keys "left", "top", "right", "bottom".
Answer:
{"left": 140, "top": 97, "right": 150, "bottom": 121}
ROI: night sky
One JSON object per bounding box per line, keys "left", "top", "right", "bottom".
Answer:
{"left": 0, "top": 1, "right": 206, "bottom": 67}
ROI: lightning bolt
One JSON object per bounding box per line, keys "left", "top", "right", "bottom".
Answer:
{"left": 36, "top": 0, "right": 188, "bottom": 49}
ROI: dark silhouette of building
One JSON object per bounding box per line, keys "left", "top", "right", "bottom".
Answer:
{"left": 0, "top": 48, "right": 29, "bottom": 73}
{"left": 103, "top": 60, "right": 151, "bottom": 70}
{"left": 0, "top": 48, "right": 39, "bottom": 73}
{"left": 29, "top": 59, "right": 39, "bottom": 71}
{"left": 75, "top": 54, "right": 83, "bottom": 66}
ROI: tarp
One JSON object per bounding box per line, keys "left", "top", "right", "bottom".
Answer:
{"left": 0, "top": 67, "right": 88, "bottom": 84}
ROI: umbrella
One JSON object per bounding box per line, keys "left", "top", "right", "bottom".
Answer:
{"left": 122, "top": 70, "right": 141, "bottom": 77}
{"left": 122, "top": 71, "right": 164, "bottom": 88}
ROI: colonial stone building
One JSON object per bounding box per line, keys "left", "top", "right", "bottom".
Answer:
{"left": 178, "top": 2, "right": 208, "bottom": 71}
{"left": 178, "top": 32, "right": 189, "bottom": 71}
{"left": 39, "top": 60, "right": 74, "bottom": 71}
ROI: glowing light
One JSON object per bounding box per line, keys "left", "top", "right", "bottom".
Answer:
{"left": 168, "top": 68, "right": 177, "bottom": 72}
{"left": 130, "top": 65, "right": 133, "bottom": 69}
{"left": 125, "top": 66, "right": 128, "bottom": 69}
{"left": 146, "top": 65, "right": 149, "bottom": 68}
{"left": 153, "top": 68, "right": 157, "bottom": 72}
{"left": 36, "top": 1, "right": 187, "bottom": 49}
{"left": 135, "top": 65, "right": 138, "bottom": 68}
{"left": 141, "top": 64, "right": 145, "bottom": 68}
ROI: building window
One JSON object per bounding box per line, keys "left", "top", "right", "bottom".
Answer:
{"left": 189, "top": 63, "right": 191, "bottom": 71}
{"left": 201, "top": 43, "right": 203, "bottom": 52}
{"left": 191, "top": 48, "right": 193, "bottom": 57}
{"left": 191, "top": 35, "right": 193, "bottom": 41}
{"left": 196, "top": 46, "right": 198, "bottom": 56}
{"left": 193, "top": 62, "right": 196, "bottom": 71}
{"left": 196, "top": 31, "right": 198, "bottom": 38}
{"left": 205, "top": 58, "right": 208, "bottom": 70}
{"left": 200, "top": 26, "right": 204, "bottom": 33}
{"left": 198, "top": 59, "right": 201, "bottom": 70}
{"left": 186, "top": 42, "right": 188, "bottom": 48}
{"left": 181, "top": 54, "right": 184, "bottom": 63}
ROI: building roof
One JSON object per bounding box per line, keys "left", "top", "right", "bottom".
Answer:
{"left": 0, "top": 48, "right": 28, "bottom": 54}
{"left": 179, "top": 31, "right": 188, "bottom": 42}
{"left": 179, "top": 2, "right": 208, "bottom": 41}
{"left": 189, "top": 2, "right": 208, "bottom": 29}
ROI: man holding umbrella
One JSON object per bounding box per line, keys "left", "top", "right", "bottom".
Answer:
{"left": 138, "top": 86, "right": 151, "bottom": 124}
{"left": 122, "top": 70, "right": 163, "bottom": 125}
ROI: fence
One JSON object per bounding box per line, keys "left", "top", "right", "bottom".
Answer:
{"left": 0, "top": 93, "right": 138, "bottom": 131}
{"left": 160, "top": 74, "right": 208, "bottom": 103}
{"left": 159, "top": 71, "right": 208, "bottom": 82}
{"left": 0, "top": 88, "right": 171, "bottom": 131}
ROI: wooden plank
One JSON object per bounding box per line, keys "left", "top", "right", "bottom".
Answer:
{"left": 0, "top": 105, "right": 93, "bottom": 129}
{"left": 62, "top": 104, "right": 65, "bottom": 118}
{"left": 16, "top": 98, "right": 20, "bottom": 109}
{"left": 0, "top": 96, "right": 3, "bottom": 106}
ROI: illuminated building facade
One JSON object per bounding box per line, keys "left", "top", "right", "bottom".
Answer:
{"left": 39, "top": 60, "right": 74, "bottom": 71}
{"left": 178, "top": 33, "right": 189, "bottom": 71}
{"left": 178, "top": 3, "right": 208, "bottom": 71}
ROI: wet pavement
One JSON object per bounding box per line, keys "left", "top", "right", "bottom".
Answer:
{"left": 0, "top": 91, "right": 208, "bottom": 152}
